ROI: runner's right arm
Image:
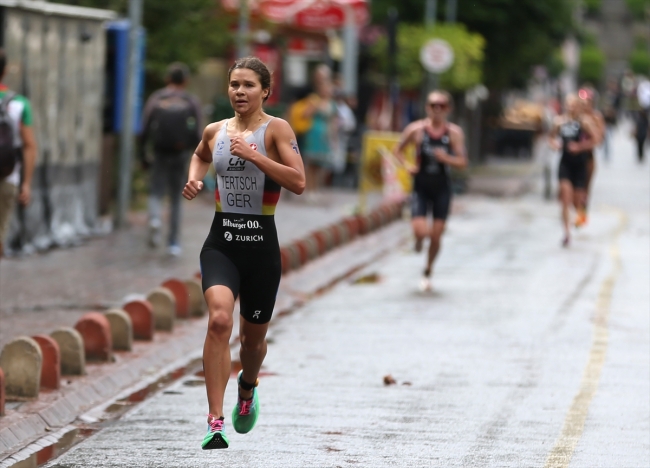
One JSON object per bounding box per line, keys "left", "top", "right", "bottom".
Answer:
{"left": 394, "top": 121, "right": 421, "bottom": 173}
{"left": 183, "top": 122, "right": 221, "bottom": 201}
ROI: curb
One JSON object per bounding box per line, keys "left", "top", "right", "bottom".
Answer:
{"left": 0, "top": 197, "right": 407, "bottom": 461}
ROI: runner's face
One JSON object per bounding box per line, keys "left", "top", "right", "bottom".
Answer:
{"left": 426, "top": 93, "right": 449, "bottom": 121}
{"left": 228, "top": 68, "right": 267, "bottom": 114}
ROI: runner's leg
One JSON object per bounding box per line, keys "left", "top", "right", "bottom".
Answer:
{"left": 237, "top": 319, "right": 269, "bottom": 400}
{"left": 203, "top": 285, "right": 236, "bottom": 419}
{"left": 559, "top": 179, "right": 573, "bottom": 244}
{"left": 412, "top": 217, "right": 428, "bottom": 252}
{"left": 425, "top": 219, "right": 445, "bottom": 276}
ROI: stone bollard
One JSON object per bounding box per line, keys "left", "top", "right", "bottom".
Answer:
{"left": 286, "top": 243, "right": 304, "bottom": 269}
{"left": 0, "top": 337, "right": 42, "bottom": 399}
{"left": 31, "top": 335, "right": 61, "bottom": 390}
{"left": 184, "top": 278, "right": 206, "bottom": 317}
{"left": 123, "top": 300, "right": 155, "bottom": 341}
{"left": 162, "top": 279, "right": 190, "bottom": 319}
{"left": 342, "top": 216, "right": 360, "bottom": 239}
{"left": 104, "top": 309, "right": 133, "bottom": 351}
{"left": 50, "top": 328, "right": 85, "bottom": 376}
{"left": 280, "top": 247, "right": 292, "bottom": 274}
{"left": 74, "top": 313, "right": 113, "bottom": 362}
{"left": 0, "top": 367, "right": 5, "bottom": 415}
{"left": 146, "top": 287, "right": 176, "bottom": 331}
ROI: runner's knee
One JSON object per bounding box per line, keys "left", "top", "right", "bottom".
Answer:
{"left": 207, "top": 308, "right": 233, "bottom": 338}
{"left": 239, "top": 334, "right": 266, "bottom": 354}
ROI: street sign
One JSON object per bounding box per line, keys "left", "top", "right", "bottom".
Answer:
{"left": 419, "top": 39, "right": 454, "bottom": 74}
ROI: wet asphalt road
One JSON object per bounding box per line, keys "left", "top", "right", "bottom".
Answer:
{"left": 46, "top": 130, "right": 649, "bottom": 467}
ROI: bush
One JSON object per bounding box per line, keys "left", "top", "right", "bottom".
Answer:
{"left": 625, "top": 0, "right": 650, "bottom": 17}
{"left": 584, "top": 0, "right": 602, "bottom": 15}
{"left": 371, "top": 23, "right": 485, "bottom": 92}
{"left": 579, "top": 45, "right": 605, "bottom": 85}
{"left": 629, "top": 48, "right": 650, "bottom": 75}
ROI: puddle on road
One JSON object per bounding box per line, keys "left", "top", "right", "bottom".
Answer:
{"left": 6, "top": 427, "right": 96, "bottom": 468}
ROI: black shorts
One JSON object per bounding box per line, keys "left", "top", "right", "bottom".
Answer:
{"left": 559, "top": 154, "right": 587, "bottom": 189}
{"left": 411, "top": 187, "right": 452, "bottom": 221}
{"left": 200, "top": 213, "right": 281, "bottom": 324}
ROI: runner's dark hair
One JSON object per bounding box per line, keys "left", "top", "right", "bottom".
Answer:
{"left": 228, "top": 56, "right": 272, "bottom": 102}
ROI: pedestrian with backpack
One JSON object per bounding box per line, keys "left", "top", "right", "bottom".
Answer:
{"left": 140, "top": 62, "right": 202, "bottom": 256}
{"left": 0, "top": 49, "right": 37, "bottom": 260}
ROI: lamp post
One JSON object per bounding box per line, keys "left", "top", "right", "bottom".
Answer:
{"left": 238, "top": 0, "right": 250, "bottom": 58}
{"left": 115, "top": 0, "right": 143, "bottom": 229}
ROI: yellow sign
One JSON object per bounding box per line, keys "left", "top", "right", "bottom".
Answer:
{"left": 359, "top": 131, "right": 415, "bottom": 208}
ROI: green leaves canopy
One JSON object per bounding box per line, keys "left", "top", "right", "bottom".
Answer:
{"left": 371, "top": 24, "right": 485, "bottom": 92}
{"left": 49, "top": 0, "right": 234, "bottom": 85}
{"left": 371, "top": 0, "right": 573, "bottom": 90}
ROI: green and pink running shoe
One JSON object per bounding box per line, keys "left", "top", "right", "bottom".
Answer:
{"left": 232, "top": 371, "right": 260, "bottom": 434}
{"left": 202, "top": 415, "right": 229, "bottom": 450}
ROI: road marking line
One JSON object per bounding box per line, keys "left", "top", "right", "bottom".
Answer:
{"left": 544, "top": 211, "right": 627, "bottom": 468}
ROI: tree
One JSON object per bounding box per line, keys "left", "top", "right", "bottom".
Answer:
{"left": 50, "top": 0, "right": 235, "bottom": 90}
{"left": 371, "top": 0, "right": 573, "bottom": 90}
{"left": 371, "top": 24, "right": 485, "bottom": 92}
{"left": 579, "top": 45, "right": 605, "bottom": 85}
{"left": 625, "top": 0, "right": 650, "bottom": 17}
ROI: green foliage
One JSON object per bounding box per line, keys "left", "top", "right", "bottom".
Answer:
{"left": 583, "top": 0, "right": 602, "bottom": 15}
{"left": 579, "top": 45, "right": 605, "bottom": 85}
{"left": 371, "top": 24, "right": 484, "bottom": 92}
{"left": 625, "top": 0, "right": 650, "bottom": 17}
{"left": 629, "top": 47, "right": 650, "bottom": 75}
{"left": 371, "top": 0, "right": 573, "bottom": 90}
{"left": 547, "top": 49, "right": 565, "bottom": 79}
{"left": 49, "top": 0, "right": 235, "bottom": 90}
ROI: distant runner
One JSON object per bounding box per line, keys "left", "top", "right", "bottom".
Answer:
{"left": 183, "top": 57, "right": 305, "bottom": 450}
{"left": 395, "top": 91, "right": 468, "bottom": 291}
{"left": 578, "top": 87, "right": 605, "bottom": 226}
{"left": 549, "top": 94, "right": 597, "bottom": 247}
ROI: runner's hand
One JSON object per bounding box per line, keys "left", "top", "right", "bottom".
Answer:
{"left": 17, "top": 183, "right": 31, "bottom": 206}
{"left": 183, "top": 180, "right": 204, "bottom": 200}
{"left": 433, "top": 148, "right": 448, "bottom": 162}
{"left": 230, "top": 136, "right": 255, "bottom": 160}
{"left": 567, "top": 141, "right": 581, "bottom": 154}
{"left": 548, "top": 139, "right": 561, "bottom": 151}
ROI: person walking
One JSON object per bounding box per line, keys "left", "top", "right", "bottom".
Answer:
{"left": 140, "top": 62, "right": 202, "bottom": 256}
{"left": 182, "top": 57, "right": 305, "bottom": 449}
{"left": 300, "top": 64, "right": 338, "bottom": 196}
{"left": 633, "top": 107, "right": 648, "bottom": 163}
{"left": 549, "top": 94, "right": 598, "bottom": 247}
{"left": 0, "top": 49, "right": 37, "bottom": 260}
{"left": 395, "top": 91, "right": 467, "bottom": 291}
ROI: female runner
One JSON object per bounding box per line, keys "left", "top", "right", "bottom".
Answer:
{"left": 183, "top": 57, "right": 305, "bottom": 449}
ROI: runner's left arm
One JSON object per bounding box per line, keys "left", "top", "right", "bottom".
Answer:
{"left": 434, "top": 125, "right": 468, "bottom": 170}
{"left": 230, "top": 118, "right": 306, "bottom": 195}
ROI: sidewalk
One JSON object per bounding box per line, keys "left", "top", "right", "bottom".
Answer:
{"left": 0, "top": 188, "right": 381, "bottom": 350}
